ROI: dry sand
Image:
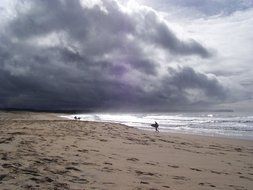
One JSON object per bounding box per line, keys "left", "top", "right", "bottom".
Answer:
{"left": 0, "top": 111, "right": 253, "bottom": 190}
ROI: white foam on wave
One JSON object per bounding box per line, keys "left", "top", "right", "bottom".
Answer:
{"left": 60, "top": 112, "right": 253, "bottom": 140}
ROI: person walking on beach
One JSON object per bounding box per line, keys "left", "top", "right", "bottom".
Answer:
{"left": 151, "top": 121, "right": 159, "bottom": 132}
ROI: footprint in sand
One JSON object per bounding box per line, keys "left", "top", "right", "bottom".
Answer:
{"left": 0, "top": 174, "right": 7, "bottom": 181}
{"left": 102, "top": 167, "right": 114, "bottom": 172}
{"left": 90, "top": 149, "right": 99, "bottom": 152}
{"left": 47, "top": 169, "right": 69, "bottom": 175}
{"left": 140, "top": 181, "right": 149, "bottom": 184}
{"left": 239, "top": 175, "right": 253, "bottom": 181}
{"left": 168, "top": 164, "right": 179, "bottom": 169}
{"left": 135, "top": 170, "right": 157, "bottom": 176}
{"left": 103, "top": 182, "right": 115, "bottom": 185}
{"left": 199, "top": 182, "right": 216, "bottom": 187}
{"left": 82, "top": 162, "right": 98, "bottom": 166}
{"left": 104, "top": 162, "right": 113, "bottom": 165}
{"left": 127, "top": 158, "right": 139, "bottom": 162}
{"left": 229, "top": 184, "right": 247, "bottom": 190}
{"left": 40, "top": 157, "right": 59, "bottom": 163}
{"left": 69, "top": 176, "right": 89, "bottom": 184}
{"left": 145, "top": 162, "right": 158, "bottom": 166}
{"left": 99, "top": 139, "right": 108, "bottom": 142}
{"left": 21, "top": 168, "right": 41, "bottom": 177}
{"left": 0, "top": 136, "right": 14, "bottom": 144}
{"left": 30, "top": 177, "right": 54, "bottom": 183}
{"left": 65, "top": 166, "right": 81, "bottom": 172}
{"left": 210, "top": 170, "right": 228, "bottom": 175}
{"left": 2, "top": 163, "right": 21, "bottom": 169}
{"left": 190, "top": 167, "right": 202, "bottom": 172}
{"left": 234, "top": 148, "right": 242, "bottom": 152}
{"left": 1, "top": 153, "right": 9, "bottom": 160}
{"left": 53, "top": 182, "right": 69, "bottom": 189}
{"left": 172, "top": 176, "right": 190, "bottom": 181}
{"left": 77, "top": 149, "right": 89, "bottom": 153}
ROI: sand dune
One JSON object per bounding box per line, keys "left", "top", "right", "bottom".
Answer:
{"left": 0, "top": 112, "right": 253, "bottom": 189}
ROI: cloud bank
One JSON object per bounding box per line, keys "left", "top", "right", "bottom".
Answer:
{"left": 139, "top": 0, "right": 253, "bottom": 18}
{"left": 0, "top": 0, "right": 227, "bottom": 111}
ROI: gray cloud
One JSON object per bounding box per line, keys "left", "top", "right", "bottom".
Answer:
{"left": 140, "top": 0, "right": 253, "bottom": 17}
{"left": 171, "top": 0, "right": 253, "bottom": 16}
{"left": 167, "top": 67, "right": 226, "bottom": 100}
{"left": 131, "top": 9, "right": 211, "bottom": 58}
{"left": 0, "top": 0, "right": 226, "bottom": 111}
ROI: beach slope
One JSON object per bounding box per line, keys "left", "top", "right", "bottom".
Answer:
{"left": 0, "top": 112, "right": 252, "bottom": 189}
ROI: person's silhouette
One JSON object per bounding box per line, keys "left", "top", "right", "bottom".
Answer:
{"left": 151, "top": 121, "right": 159, "bottom": 132}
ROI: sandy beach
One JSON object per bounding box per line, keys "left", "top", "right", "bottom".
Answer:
{"left": 0, "top": 112, "right": 253, "bottom": 190}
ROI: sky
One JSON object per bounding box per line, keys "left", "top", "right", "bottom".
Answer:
{"left": 0, "top": 0, "right": 252, "bottom": 112}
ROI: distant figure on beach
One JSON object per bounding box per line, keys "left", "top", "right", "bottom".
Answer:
{"left": 151, "top": 121, "right": 159, "bottom": 132}
{"left": 74, "top": 116, "right": 81, "bottom": 120}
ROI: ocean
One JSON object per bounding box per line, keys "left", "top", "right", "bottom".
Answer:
{"left": 61, "top": 112, "right": 253, "bottom": 140}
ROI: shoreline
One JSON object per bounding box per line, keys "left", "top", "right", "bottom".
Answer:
{"left": 60, "top": 114, "right": 253, "bottom": 142}
{"left": 2, "top": 110, "right": 253, "bottom": 142}
{"left": 1, "top": 111, "right": 253, "bottom": 189}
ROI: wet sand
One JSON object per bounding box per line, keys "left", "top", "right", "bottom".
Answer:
{"left": 0, "top": 111, "right": 253, "bottom": 190}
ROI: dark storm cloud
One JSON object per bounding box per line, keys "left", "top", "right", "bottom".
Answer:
{"left": 167, "top": 67, "right": 226, "bottom": 100}
{"left": 0, "top": 0, "right": 226, "bottom": 111}
{"left": 148, "top": 20, "right": 211, "bottom": 58}
{"left": 132, "top": 9, "right": 211, "bottom": 58}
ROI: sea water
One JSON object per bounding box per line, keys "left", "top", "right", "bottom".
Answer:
{"left": 61, "top": 112, "right": 253, "bottom": 140}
